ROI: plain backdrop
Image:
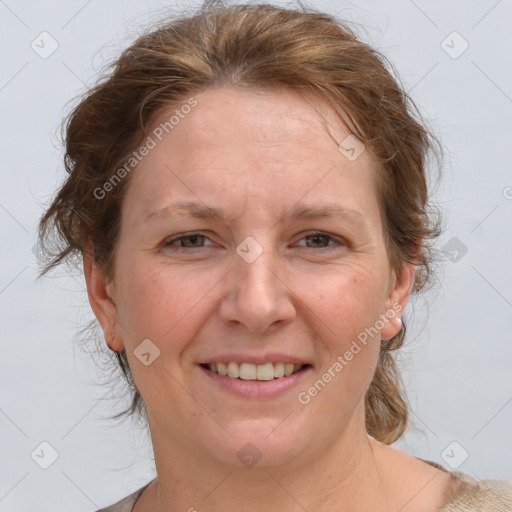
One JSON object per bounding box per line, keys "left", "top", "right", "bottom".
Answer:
{"left": 1, "top": 0, "right": 511, "bottom": 510}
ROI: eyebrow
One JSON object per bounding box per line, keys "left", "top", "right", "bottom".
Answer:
{"left": 144, "top": 200, "right": 366, "bottom": 227}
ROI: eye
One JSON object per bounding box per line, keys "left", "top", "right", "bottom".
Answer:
{"left": 294, "top": 232, "right": 344, "bottom": 250}
{"left": 162, "top": 231, "right": 345, "bottom": 252}
{"left": 163, "top": 233, "right": 214, "bottom": 249}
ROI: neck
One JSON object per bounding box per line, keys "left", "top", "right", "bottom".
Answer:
{"left": 136, "top": 408, "right": 394, "bottom": 512}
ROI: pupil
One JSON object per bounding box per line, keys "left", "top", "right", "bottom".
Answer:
{"left": 185, "top": 235, "right": 201, "bottom": 247}
{"left": 309, "top": 234, "right": 326, "bottom": 247}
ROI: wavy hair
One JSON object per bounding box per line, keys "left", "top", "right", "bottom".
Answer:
{"left": 38, "top": 0, "right": 442, "bottom": 444}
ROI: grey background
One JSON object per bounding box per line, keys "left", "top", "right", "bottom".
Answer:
{"left": 1, "top": 0, "right": 511, "bottom": 510}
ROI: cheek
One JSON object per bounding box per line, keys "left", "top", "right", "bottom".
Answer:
{"left": 302, "top": 276, "right": 382, "bottom": 421}
{"left": 302, "top": 267, "right": 386, "bottom": 338}
{"left": 116, "top": 259, "right": 217, "bottom": 343}
{"left": 302, "top": 270, "right": 383, "bottom": 387}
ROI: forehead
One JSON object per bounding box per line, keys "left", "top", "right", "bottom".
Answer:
{"left": 153, "top": 86, "right": 353, "bottom": 151}
{"left": 122, "top": 86, "right": 379, "bottom": 225}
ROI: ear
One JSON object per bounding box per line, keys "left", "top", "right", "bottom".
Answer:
{"left": 83, "top": 251, "right": 125, "bottom": 351}
{"left": 380, "top": 262, "right": 416, "bottom": 341}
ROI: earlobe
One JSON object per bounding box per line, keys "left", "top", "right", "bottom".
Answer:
{"left": 83, "top": 252, "right": 125, "bottom": 352}
{"left": 381, "top": 316, "right": 402, "bottom": 342}
{"left": 380, "top": 262, "right": 416, "bottom": 341}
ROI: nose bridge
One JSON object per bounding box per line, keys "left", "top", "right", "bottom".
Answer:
{"left": 220, "top": 242, "right": 295, "bottom": 332}
{"left": 237, "top": 249, "right": 277, "bottom": 299}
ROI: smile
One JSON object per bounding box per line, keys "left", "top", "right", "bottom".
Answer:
{"left": 201, "top": 362, "right": 308, "bottom": 380}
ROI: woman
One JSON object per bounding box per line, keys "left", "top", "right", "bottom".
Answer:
{"left": 37, "top": 1, "right": 512, "bottom": 510}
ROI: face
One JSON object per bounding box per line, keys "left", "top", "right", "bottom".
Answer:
{"left": 86, "top": 86, "right": 413, "bottom": 470}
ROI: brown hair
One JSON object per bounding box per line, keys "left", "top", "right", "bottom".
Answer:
{"left": 38, "top": 0, "right": 442, "bottom": 444}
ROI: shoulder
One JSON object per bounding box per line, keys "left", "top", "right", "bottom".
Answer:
{"left": 93, "top": 480, "right": 154, "bottom": 512}
{"left": 368, "top": 439, "right": 512, "bottom": 511}
{"left": 436, "top": 469, "right": 512, "bottom": 512}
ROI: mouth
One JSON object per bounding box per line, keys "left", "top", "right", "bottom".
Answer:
{"left": 199, "top": 362, "right": 311, "bottom": 381}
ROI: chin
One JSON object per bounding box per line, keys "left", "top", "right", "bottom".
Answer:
{"left": 206, "top": 418, "right": 313, "bottom": 470}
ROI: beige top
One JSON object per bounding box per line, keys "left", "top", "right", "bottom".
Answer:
{"left": 96, "top": 461, "right": 512, "bottom": 511}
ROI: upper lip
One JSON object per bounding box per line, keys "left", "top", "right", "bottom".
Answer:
{"left": 199, "top": 353, "right": 311, "bottom": 366}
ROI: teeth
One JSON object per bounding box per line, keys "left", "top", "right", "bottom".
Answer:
{"left": 274, "top": 362, "right": 285, "bottom": 378}
{"left": 206, "top": 362, "right": 305, "bottom": 380}
{"left": 227, "top": 362, "right": 239, "bottom": 378}
{"left": 240, "top": 363, "right": 257, "bottom": 380}
{"left": 256, "top": 362, "right": 274, "bottom": 381}
{"left": 285, "top": 363, "right": 294, "bottom": 376}
{"left": 217, "top": 362, "right": 228, "bottom": 376}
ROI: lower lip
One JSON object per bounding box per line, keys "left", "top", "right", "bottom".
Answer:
{"left": 199, "top": 365, "right": 312, "bottom": 398}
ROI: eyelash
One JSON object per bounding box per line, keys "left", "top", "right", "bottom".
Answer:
{"left": 162, "top": 231, "right": 345, "bottom": 251}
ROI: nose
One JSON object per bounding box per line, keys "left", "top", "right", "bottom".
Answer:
{"left": 218, "top": 248, "right": 296, "bottom": 334}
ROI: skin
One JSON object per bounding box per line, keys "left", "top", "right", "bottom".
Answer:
{"left": 85, "top": 87, "right": 462, "bottom": 511}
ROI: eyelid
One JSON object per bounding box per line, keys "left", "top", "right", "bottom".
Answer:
{"left": 293, "top": 231, "right": 347, "bottom": 251}
{"left": 163, "top": 232, "right": 215, "bottom": 247}
{"left": 162, "top": 230, "right": 346, "bottom": 250}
